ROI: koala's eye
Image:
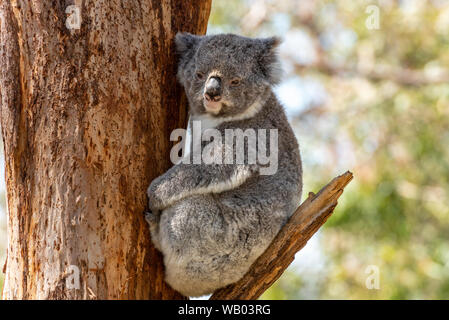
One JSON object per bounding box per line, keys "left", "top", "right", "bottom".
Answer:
{"left": 230, "top": 78, "right": 241, "bottom": 86}
{"left": 196, "top": 72, "right": 205, "bottom": 80}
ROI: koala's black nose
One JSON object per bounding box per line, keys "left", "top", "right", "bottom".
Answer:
{"left": 204, "top": 77, "right": 222, "bottom": 102}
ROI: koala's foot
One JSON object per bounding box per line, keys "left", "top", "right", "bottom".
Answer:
{"left": 144, "top": 210, "right": 162, "bottom": 251}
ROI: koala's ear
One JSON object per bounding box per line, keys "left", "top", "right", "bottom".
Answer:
{"left": 258, "top": 36, "right": 283, "bottom": 85}
{"left": 175, "top": 32, "right": 201, "bottom": 60}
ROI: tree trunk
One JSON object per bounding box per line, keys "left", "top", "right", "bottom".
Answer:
{"left": 0, "top": 0, "right": 211, "bottom": 300}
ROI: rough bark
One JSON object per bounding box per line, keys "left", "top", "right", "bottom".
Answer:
{"left": 0, "top": 0, "right": 211, "bottom": 300}
{"left": 211, "top": 171, "right": 353, "bottom": 300}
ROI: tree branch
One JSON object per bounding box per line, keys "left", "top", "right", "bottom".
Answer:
{"left": 295, "top": 10, "right": 449, "bottom": 87}
{"left": 210, "top": 171, "right": 353, "bottom": 300}
{"left": 296, "top": 62, "right": 449, "bottom": 87}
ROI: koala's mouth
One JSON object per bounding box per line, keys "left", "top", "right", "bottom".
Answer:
{"left": 203, "top": 99, "right": 222, "bottom": 115}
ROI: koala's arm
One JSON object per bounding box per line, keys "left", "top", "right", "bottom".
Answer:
{"left": 147, "top": 162, "right": 257, "bottom": 211}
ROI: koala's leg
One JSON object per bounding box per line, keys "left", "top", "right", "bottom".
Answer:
{"left": 158, "top": 193, "right": 287, "bottom": 297}
{"left": 158, "top": 194, "right": 234, "bottom": 297}
{"left": 144, "top": 210, "right": 162, "bottom": 251}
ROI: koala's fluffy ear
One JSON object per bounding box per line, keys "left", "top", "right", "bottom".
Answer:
{"left": 175, "top": 32, "right": 201, "bottom": 61}
{"left": 258, "top": 36, "right": 283, "bottom": 85}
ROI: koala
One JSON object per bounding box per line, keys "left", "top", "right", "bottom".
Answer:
{"left": 146, "top": 33, "right": 302, "bottom": 297}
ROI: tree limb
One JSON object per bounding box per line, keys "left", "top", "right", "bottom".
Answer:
{"left": 210, "top": 171, "right": 353, "bottom": 300}
{"left": 296, "top": 62, "right": 449, "bottom": 87}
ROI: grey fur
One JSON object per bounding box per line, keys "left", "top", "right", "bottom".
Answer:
{"left": 146, "top": 33, "right": 302, "bottom": 297}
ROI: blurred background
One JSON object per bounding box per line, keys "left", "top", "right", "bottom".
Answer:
{"left": 1, "top": 0, "right": 449, "bottom": 299}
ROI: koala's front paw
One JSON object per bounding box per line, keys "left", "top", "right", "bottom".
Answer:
{"left": 144, "top": 210, "right": 159, "bottom": 227}
{"left": 147, "top": 177, "right": 167, "bottom": 211}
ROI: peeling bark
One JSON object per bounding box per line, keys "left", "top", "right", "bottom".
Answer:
{"left": 0, "top": 0, "right": 211, "bottom": 300}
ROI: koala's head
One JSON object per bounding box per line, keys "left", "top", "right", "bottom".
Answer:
{"left": 175, "top": 33, "right": 281, "bottom": 118}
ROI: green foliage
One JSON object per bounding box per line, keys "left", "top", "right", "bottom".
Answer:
{"left": 209, "top": 0, "right": 449, "bottom": 299}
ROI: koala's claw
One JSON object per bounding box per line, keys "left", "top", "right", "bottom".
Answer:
{"left": 144, "top": 210, "right": 158, "bottom": 226}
